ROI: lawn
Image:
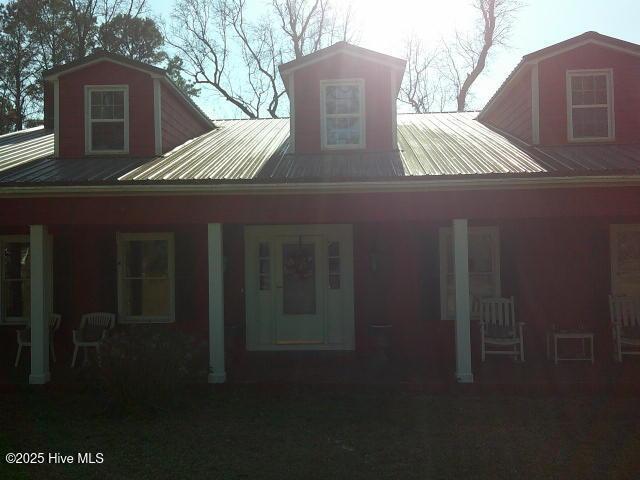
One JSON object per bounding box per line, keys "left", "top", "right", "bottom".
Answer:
{"left": 1, "top": 387, "right": 640, "bottom": 479}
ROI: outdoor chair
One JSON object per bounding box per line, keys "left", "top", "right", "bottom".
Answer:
{"left": 609, "top": 295, "right": 640, "bottom": 362}
{"left": 479, "top": 296, "right": 524, "bottom": 362}
{"left": 71, "top": 312, "right": 116, "bottom": 367}
{"left": 14, "top": 313, "right": 61, "bottom": 367}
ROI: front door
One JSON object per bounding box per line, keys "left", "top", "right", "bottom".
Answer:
{"left": 245, "top": 225, "right": 354, "bottom": 351}
{"left": 274, "top": 235, "right": 324, "bottom": 345}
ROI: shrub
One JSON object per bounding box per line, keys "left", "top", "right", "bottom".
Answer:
{"left": 89, "top": 326, "right": 207, "bottom": 413}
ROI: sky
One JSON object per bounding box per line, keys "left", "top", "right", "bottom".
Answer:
{"left": 149, "top": 0, "right": 640, "bottom": 119}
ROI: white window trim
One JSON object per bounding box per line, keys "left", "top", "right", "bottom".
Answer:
{"left": 117, "top": 232, "right": 175, "bottom": 324}
{"left": 320, "top": 78, "right": 366, "bottom": 150}
{"left": 566, "top": 69, "right": 615, "bottom": 143}
{"left": 84, "top": 85, "right": 130, "bottom": 155}
{"left": 0, "top": 235, "right": 30, "bottom": 325}
{"left": 610, "top": 224, "right": 640, "bottom": 295}
{"left": 439, "top": 226, "right": 501, "bottom": 321}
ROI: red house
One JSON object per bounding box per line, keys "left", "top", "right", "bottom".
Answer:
{"left": 2, "top": 32, "right": 640, "bottom": 386}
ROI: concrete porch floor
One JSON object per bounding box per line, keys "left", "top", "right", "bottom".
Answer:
{"left": 2, "top": 348, "right": 639, "bottom": 394}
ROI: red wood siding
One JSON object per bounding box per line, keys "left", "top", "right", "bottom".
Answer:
{"left": 0, "top": 215, "right": 624, "bottom": 368}
{"left": 481, "top": 68, "right": 532, "bottom": 143}
{"left": 538, "top": 43, "right": 640, "bottom": 145}
{"left": 3, "top": 187, "right": 640, "bottom": 227}
{"left": 293, "top": 52, "right": 395, "bottom": 153}
{"left": 57, "top": 61, "right": 155, "bottom": 158}
{"left": 161, "top": 84, "right": 210, "bottom": 153}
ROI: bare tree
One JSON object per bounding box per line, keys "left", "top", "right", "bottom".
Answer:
{"left": 168, "top": 0, "right": 354, "bottom": 118}
{"left": 273, "top": 0, "right": 353, "bottom": 59}
{"left": 444, "top": 0, "right": 522, "bottom": 111}
{"left": 399, "top": 33, "right": 450, "bottom": 113}
{"left": 401, "top": 0, "right": 522, "bottom": 113}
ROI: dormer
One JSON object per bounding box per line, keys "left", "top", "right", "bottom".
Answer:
{"left": 479, "top": 32, "right": 640, "bottom": 146}
{"left": 279, "top": 43, "right": 406, "bottom": 154}
{"left": 42, "top": 51, "right": 213, "bottom": 159}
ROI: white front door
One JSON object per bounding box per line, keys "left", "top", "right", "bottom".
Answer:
{"left": 274, "top": 235, "right": 325, "bottom": 345}
{"left": 245, "top": 225, "right": 354, "bottom": 351}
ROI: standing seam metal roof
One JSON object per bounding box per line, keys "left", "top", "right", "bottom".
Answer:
{"left": 1, "top": 113, "right": 640, "bottom": 185}
{"left": 0, "top": 127, "right": 54, "bottom": 174}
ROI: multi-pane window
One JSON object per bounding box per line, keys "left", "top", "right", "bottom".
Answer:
{"left": 117, "top": 233, "right": 174, "bottom": 323}
{"left": 86, "top": 86, "right": 128, "bottom": 153}
{"left": 321, "top": 80, "right": 365, "bottom": 149}
{"left": 610, "top": 225, "right": 640, "bottom": 296}
{"left": 328, "top": 241, "right": 341, "bottom": 289}
{"left": 258, "top": 242, "right": 271, "bottom": 290}
{"left": 439, "top": 227, "right": 501, "bottom": 320}
{"left": 567, "top": 71, "right": 613, "bottom": 141}
{"left": 0, "top": 238, "right": 30, "bottom": 324}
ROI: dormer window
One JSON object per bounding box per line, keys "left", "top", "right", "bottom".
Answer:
{"left": 567, "top": 70, "right": 614, "bottom": 142}
{"left": 320, "top": 79, "right": 365, "bottom": 150}
{"left": 85, "top": 85, "right": 129, "bottom": 154}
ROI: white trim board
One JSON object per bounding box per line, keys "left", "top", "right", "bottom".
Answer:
{"left": 3, "top": 175, "right": 640, "bottom": 198}
{"left": 280, "top": 46, "right": 405, "bottom": 77}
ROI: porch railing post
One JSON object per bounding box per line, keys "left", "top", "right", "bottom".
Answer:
{"left": 29, "top": 225, "right": 50, "bottom": 384}
{"left": 207, "top": 223, "right": 226, "bottom": 383}
{"left": 453, "top": 219, "right": 473, "bottom": 383}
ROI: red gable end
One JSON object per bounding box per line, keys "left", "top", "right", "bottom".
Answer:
{"left": 480, "top": 32, "right": 640, "bottom": 147}
{"left": 43, "top": 52, "right": 213, "bottom": 159}
{"left": 280, "top": 43, "right": 406, "bottom": 155}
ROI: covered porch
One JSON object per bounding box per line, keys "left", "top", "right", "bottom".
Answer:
{"left": 0, "top": 189, "right": 640, "bottom": 385}
{"left": 1, "top": 206, "right": 639, "bottom": 388}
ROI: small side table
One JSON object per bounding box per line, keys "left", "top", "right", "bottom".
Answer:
{"left": 546, "top": 327, "right": 594, "bottom": 364}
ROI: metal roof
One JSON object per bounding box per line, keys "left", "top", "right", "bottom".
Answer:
{"left": 0, "top": 127, "right": 54, "bottom": 174}
{"left": 0, "top": 157, "right": 153, "bottom": 184}
{"left": 1, "top": 113, "right": 640, "bottom": 186}
{"left": 120, "top": 113, "right": 548, "bottom": 182}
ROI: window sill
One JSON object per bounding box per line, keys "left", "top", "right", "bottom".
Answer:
{"left": 118, "top": 317, "right": 175, "bottom": 325}
{"left": 567, "top": 137, "right": 616, "bottom": 144}
{"left": 85, "top": 150, "right": 130, "bottom": 156}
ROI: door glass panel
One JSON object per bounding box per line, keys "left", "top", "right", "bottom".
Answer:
{"left": 282, "top": 243, "right": 316, "bottom": 314}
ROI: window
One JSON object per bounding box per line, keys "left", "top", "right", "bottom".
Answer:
{"left": 611, "top": 225, "right": 640, "bottom": 296}
{"left": 321, "top": 80, "right": 365, "bottom": 149}
{"left": 0, "top": 237, "right": 30, "bottom": 324}
{"left": 567, "top": 70, "right": 614, "bottom": 141}
{"left": 439, "top": 227, "right": 501, "bottom": 320}
{"left": 117, "top": 233, "right": 175, "bottom": 323}
{"left": 258, "top": 242, "right": 271, "bottom": 290}
{"left": 85, "top": 85, "right": 129, "bottom": 154}
{"left": 328, "top": 241, "right": 341, "bottom": 289}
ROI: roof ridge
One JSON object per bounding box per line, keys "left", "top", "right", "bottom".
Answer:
{"left": 213, "top": 111, "right": 480, "bottom": 122}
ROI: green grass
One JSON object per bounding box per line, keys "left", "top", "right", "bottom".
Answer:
{"left": 1, "top": 387, "right": 640, "bottom": 479}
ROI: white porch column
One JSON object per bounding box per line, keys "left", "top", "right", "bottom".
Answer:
{"left": 29, "top": 225, "right": 50, "bottom": 384}
{"left": 207, "top": 223, "right": 226, "bottom": 383}
{"left": 453, "top": 219, "right": 473, "bottom": 383}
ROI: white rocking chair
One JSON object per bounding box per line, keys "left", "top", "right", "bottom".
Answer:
{"left": 480, "top": 297, "right": 525, "bottom": 362}
{"left": 14, "top": 313, "right": 61, "bottom": 367}
{"left": 71, "top": 312, "right": 116, "bottom": 367}
{"left": 609, "top": 295, "right": 640, "bottom": 362}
